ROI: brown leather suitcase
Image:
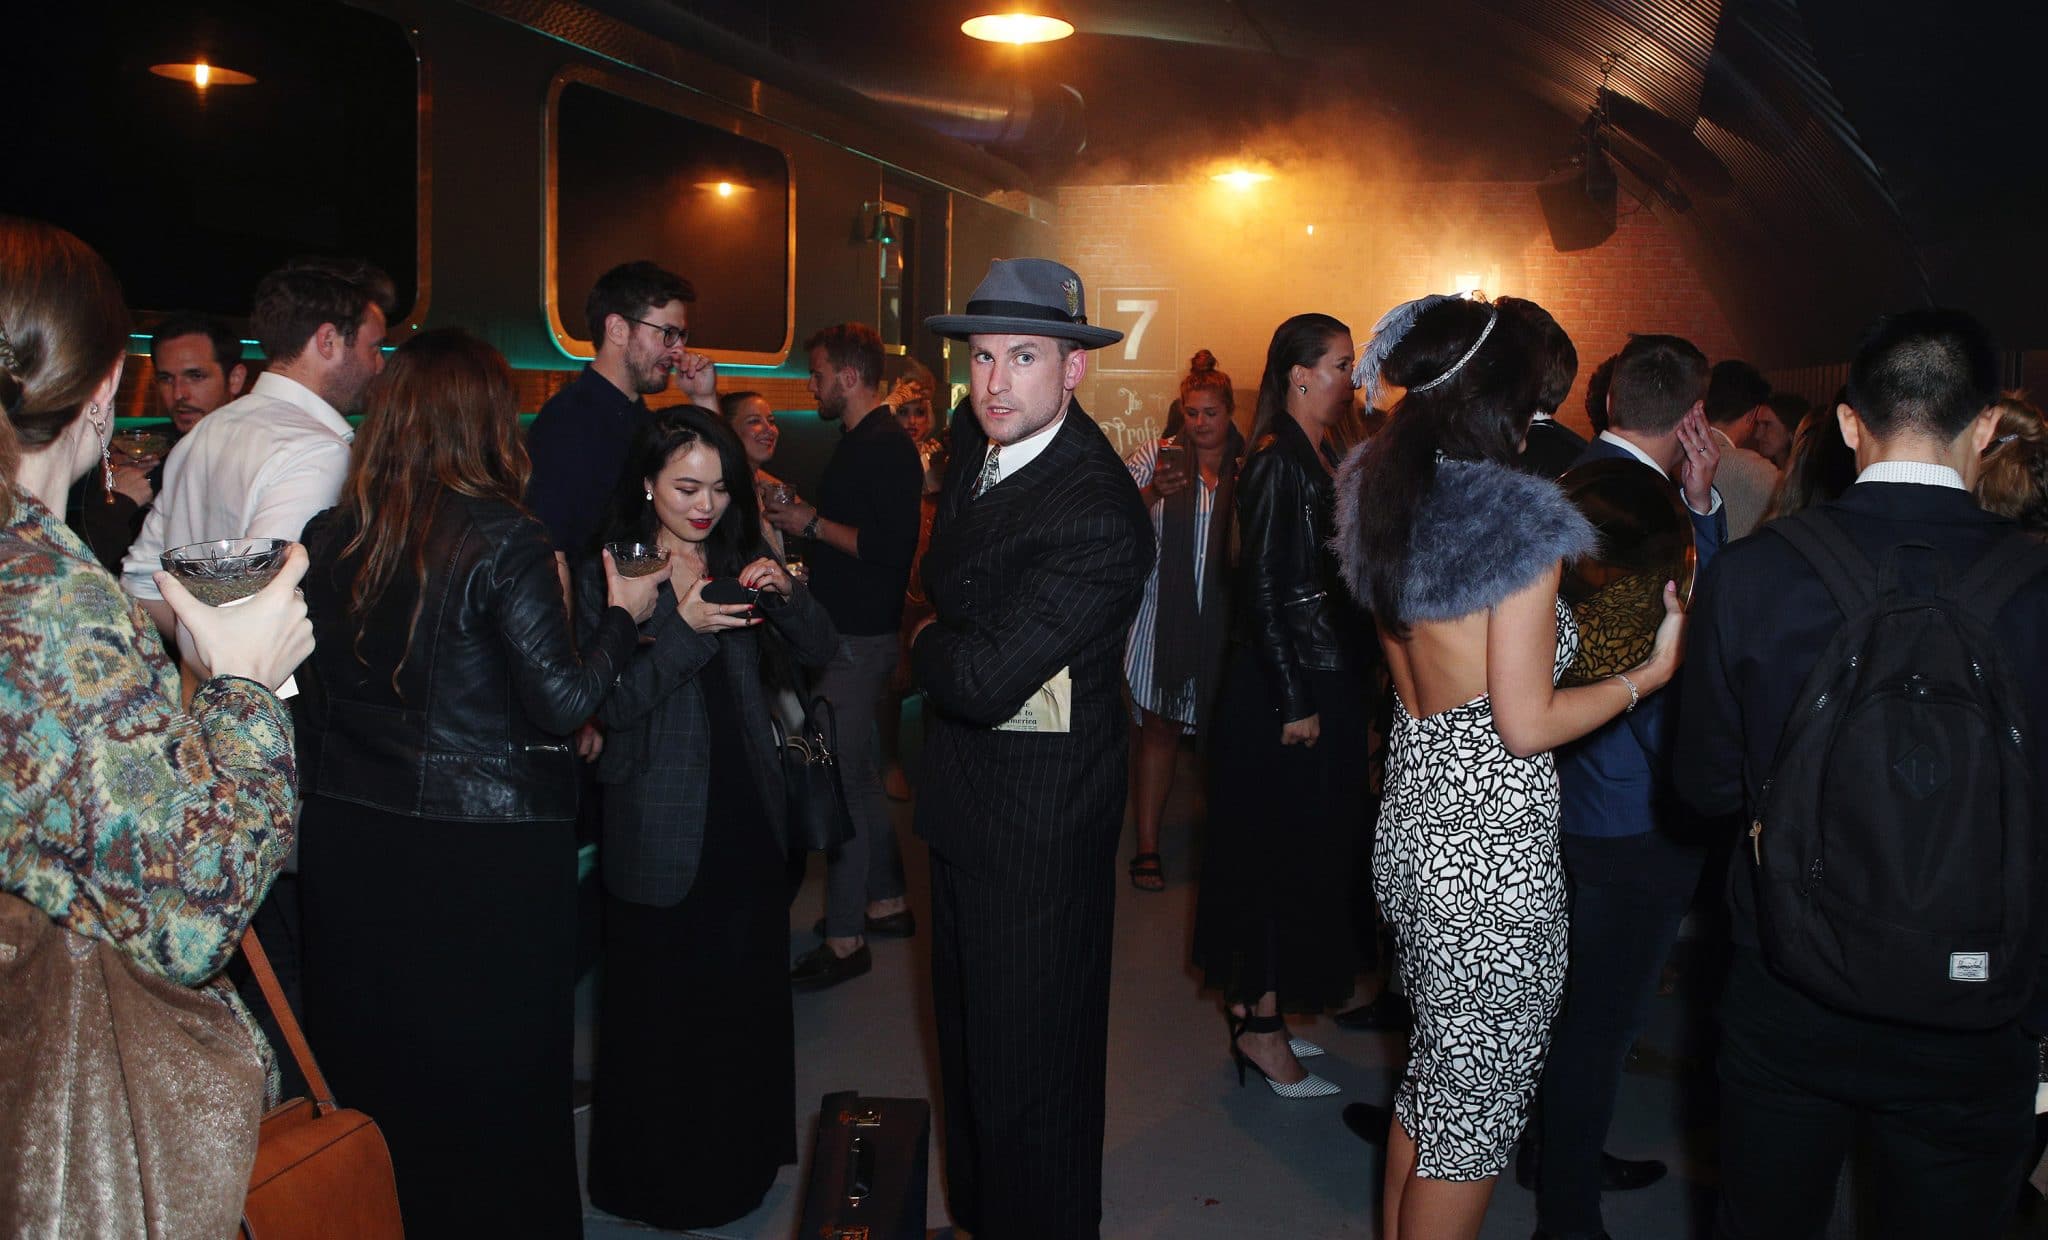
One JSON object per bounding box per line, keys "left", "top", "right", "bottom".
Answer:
{"left": 796, "top": 1091, "right": 929, "bottom": 1240}
{"left": 237, "top": 929, "right": 405, "bottom": 1239}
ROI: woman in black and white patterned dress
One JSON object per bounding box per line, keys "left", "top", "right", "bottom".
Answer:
{"left": 1333, "top": 295, "right": 1685, "bottom": 1240}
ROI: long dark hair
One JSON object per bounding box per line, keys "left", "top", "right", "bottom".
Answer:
{"left": 594, "top": 406, "right": 770, "bottom": 577}
{"left": 1250, "top": 313, "right": 1349, "bottom": 444}
{"left": 340, "top": 329, "right": 530, "bottom": 684}
{"left": 1348, "top": 297, "right": 1542, "bottom": 633}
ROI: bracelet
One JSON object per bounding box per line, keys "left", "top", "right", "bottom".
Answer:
{"left": 800, "top": 513, "right": 821, "bottom": 540}
{"left": 1615, "top": 672, "right": 1640, "bottom": 713}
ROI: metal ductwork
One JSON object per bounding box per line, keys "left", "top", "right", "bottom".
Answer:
{"left": 832, "top": 74, "right": 1088, "bottom": 162}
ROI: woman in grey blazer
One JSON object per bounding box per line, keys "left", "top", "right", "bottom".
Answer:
{"left": 575, "top": 408, "right": 837, "bottom": 1230}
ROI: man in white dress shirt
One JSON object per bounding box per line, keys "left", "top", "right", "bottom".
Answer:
{"left": 124, "top": 260, "right": 394, "bottom": 633}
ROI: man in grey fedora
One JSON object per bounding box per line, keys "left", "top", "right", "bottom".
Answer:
{"left": 911, "top": 258, "right": 1154, "bottom": 1238}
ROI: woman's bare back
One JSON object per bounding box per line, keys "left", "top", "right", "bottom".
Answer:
{"left": 1381, "top": 609, "right": 1496, "bottom": 719}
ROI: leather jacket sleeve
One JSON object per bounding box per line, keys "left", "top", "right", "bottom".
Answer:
{"left": 487, "top": 521, "right": 637, "bottom": 736}
{"left": 1235, "top": 447, "right": 1316, "bottom": 722}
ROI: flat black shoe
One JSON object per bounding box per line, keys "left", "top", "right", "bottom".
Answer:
{"left": 812, "top": 911, "right": 917, "bottom": 940}
{"left": 1341, "top": 1103, "right": 1390, "bottom": 1145}
{"left": 1333, "top": 990, "right": 1411, "bottom": 1032}
{"left": 789, "top": 942, "right": 872, "bottom": 991}
{"left": 1516, "top": 1141, "right": 1667, "bottom": 1193}
{"left": 1600, "top": 1153, "right": 1666, "bottom": 1191}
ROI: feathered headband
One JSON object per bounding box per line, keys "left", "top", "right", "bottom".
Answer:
{"left": 1351, "top": 294, "right": 1499, "bottom": 411}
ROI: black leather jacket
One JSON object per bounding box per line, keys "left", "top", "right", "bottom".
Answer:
{"left": 1228, "top": 414, "right": 1364, "bottom": 721}
{"left": 294, "top": 495, "right": 639, "bottom": 822}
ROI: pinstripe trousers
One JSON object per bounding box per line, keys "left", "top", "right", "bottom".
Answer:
{"left": 929, "top": 845, "right": 1117, "bottom": 1239}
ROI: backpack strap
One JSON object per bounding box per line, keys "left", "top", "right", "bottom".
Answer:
{"left": 1770, "top": 509, "right": 1878, "bottom": 617}
{"left": 1954, "top": 529, "right": 2048, "bottom": 626}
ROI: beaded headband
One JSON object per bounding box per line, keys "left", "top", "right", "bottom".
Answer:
{"left": 1351, "top": 294, "right": 1499, "bottom": 409}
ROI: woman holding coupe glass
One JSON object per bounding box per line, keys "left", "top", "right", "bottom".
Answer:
{"left": 0, "top": 217, "right": 312, "bottom": 1232}
{"left": 293, "top": 328, "right": 661, "bottom": 1238}
{"left": 578, "top": 407, "right": 838, "bottom": 1229}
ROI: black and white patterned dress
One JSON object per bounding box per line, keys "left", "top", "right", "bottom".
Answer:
{"left": 1372, "top": 597, "right": 1578, "bottom": 1181}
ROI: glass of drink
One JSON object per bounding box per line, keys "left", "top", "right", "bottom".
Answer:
{"left": 160, "top": 538, "right": 296, "bottom": 697}
{"left": 766, "top": 483, "right": 794, "bottom": 508}
{"left": 112, "top": 429, "right": 171, "bottom": 467}
{"left": 604, "top": 541, "right": 671, "bottom": 579}
{"left": 160, "top": 538, "right": 289, "bottom": 606}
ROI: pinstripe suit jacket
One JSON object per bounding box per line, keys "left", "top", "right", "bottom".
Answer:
{"left": 911, "top": 400, "right": 1155, "bottom": 877}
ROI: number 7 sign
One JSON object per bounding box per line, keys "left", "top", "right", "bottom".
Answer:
{"left": 1095, "top": 287, "right": 1178, "bottom": 373}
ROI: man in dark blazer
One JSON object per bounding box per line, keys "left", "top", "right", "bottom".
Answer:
{"left": 1531, "top": 334, "right": 1728, "bottom": 1240}
{"left": 911, "top": 259, "right": 1153, "bottom": 1239}
{"left": 1677, "top": 309, "right": 2048, "bottom": 1239}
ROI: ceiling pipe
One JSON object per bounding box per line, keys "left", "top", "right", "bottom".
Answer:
{"left": 831, "top": 72, "right": 1088, "bottom": 160}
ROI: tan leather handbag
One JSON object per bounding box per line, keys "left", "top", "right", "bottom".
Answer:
{"left": 0, "top": 891, "right": 266, "bottom": 1238}
{"left": 236, "top": 929, "right": 404, "bottom": 1239}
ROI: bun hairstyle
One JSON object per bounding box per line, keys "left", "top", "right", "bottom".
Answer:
{"left": 1341, "top": 295, "right": 1543, "bottom": 633}
{"left": 1180, "top": 348, "right": 1235, "bottom": 413}
{"left": 0, "top": 217, "right": 132, "bottom": 520}
{"left": 1977, "top": 391, "right": 2048, "bottom": 537}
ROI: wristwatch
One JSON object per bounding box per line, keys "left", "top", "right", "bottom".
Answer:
{"left": 800, "top": 512, "right": 821, "bottom": 540}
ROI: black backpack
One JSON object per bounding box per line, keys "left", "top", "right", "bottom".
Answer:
{"left": 1751, "top": 509, "right": 2048, "bottom": 1029}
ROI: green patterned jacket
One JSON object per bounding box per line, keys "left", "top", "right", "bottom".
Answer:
{"left": 0, "top": 491, "right": 297, "bottom": 1088}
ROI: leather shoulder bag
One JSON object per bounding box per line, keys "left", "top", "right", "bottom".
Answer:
{"left": 238, "top": 929, "right": 405, "bottom": 1239}
{"left": 774, "top": 694, "right": 858, "bottom": 853}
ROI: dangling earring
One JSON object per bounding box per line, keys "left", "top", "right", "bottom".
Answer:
{"left": 645, "top": 489, "right": 654, "bottom": 502}
{"left": 91, "top": 405, "right": 114, "bottom": 500}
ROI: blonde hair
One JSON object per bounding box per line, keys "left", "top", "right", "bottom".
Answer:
{"left": 0, "top": 217, "right": 131, "bottom": 522}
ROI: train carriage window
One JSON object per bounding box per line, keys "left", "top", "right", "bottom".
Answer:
{"left": 7, "top": 0, "right": 420, "bottom": 322}
{"left": 550, "top": 81, "right": 793, "bottom": 360}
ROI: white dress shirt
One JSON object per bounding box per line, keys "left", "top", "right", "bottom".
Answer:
{"left": 1855, "top": 460, "right": 1966, "bottom": 490}
{"left": 1597, "top": 429, "right": 1724, "bottom": 516}
{"left": 123, "top": 372, "right": 355, "bottom": 600}
{"left": 978, "top": 410, "right": 1067, "bottom": 490}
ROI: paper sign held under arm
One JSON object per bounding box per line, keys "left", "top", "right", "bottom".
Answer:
{"left": 994, "top": 666, "right": 1071, "bottom": 734}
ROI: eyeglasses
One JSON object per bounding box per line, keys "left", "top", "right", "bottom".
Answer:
{"left": 627, "top": 318, "right": 688, "bottom": 350}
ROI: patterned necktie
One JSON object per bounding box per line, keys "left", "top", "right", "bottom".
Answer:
{"left": 972, "top": 444, "right": 1001, "bottom": 500}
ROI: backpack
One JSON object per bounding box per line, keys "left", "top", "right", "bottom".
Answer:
{"left": 1751, "top": 508, "right": 2048, "bottom": 1029}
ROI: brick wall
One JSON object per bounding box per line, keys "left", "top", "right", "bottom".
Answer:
{"left": 1056, "top": 180, "right": 1743, "bottom": 453}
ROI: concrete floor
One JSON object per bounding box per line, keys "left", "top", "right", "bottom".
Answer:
{"left": 569, "top": 726, "right": 1715, "bottom": 1240}
{"left": 569, "top": 730, "right": 2047, "bottom": 1240}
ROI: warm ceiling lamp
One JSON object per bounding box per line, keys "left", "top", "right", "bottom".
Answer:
{"left": 1210, "top": 168, "right": 1273, "bottom": 190}
{"left": 149, "top": 61, "right": 258, "bottom": 88}
{"left": 692, "top": 180, "right": 753, "bottom": 198}
{"left": 961, "top": 11, "right": 1075, "bottom": 44}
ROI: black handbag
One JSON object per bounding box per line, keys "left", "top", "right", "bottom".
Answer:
{"left": 774, "top": 695, "right": 857, "bottom": 853}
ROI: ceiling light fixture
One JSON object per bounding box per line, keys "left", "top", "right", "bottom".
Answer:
{"left": 149, "top": 61, "right": 257, "bottom": 88}
{"left": 693, "top": 179, "right": 753, "bottom": 198}
{"left": 1210, "top": 169, "right": 1273, "bottom": 190}
{"left": 961, "top": 11, "right": 1075, "bottom": 44}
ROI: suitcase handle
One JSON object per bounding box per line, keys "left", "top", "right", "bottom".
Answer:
{"left": 844, "top": 1108, "right": 881, "bottom": 1207}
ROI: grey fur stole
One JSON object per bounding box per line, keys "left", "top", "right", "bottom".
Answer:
{"left": 1331, "top": 445, "right": 1598, "bottom": 623}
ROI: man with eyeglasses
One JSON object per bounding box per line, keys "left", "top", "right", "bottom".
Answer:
{"left": 526, "top": 260, "right": 719, "bottom": 557}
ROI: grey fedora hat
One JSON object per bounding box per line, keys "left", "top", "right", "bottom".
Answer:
{"left": 926, "top": 258, "right": 1124, "bottom": 349}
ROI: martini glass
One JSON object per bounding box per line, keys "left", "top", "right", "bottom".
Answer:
{"left": 160, "top": 538, "right": 297, "bottom": 697}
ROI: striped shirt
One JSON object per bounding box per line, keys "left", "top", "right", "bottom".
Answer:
{"left": 1122, "top": 439, "right": 1220, "bottom": 727}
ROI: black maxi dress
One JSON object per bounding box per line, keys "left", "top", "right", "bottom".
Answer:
{"left": 586, "top": 648, "right": 797, "bottom": 1227}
